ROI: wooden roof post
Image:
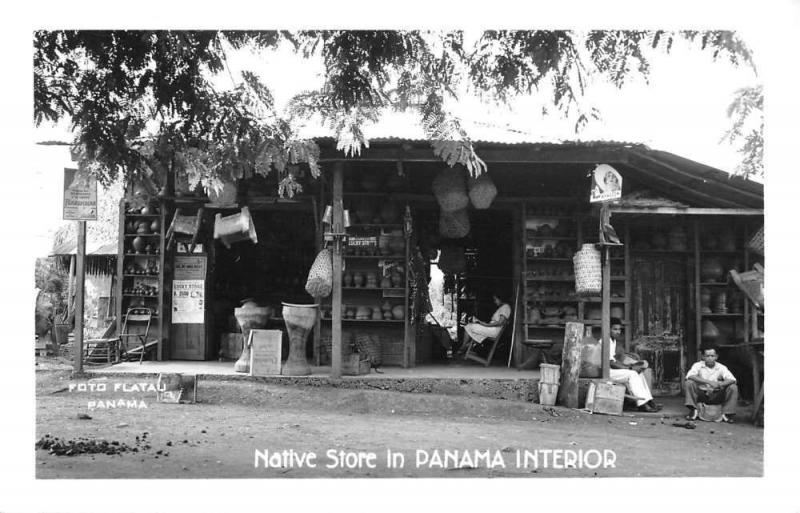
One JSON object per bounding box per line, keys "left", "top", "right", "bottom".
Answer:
{"left": 331, "top": 162, "right": 344, "bottom": 378}
{"left": 601, "top": 244, "right": 611, "bottom": 380}
{"left": 74, "top": 221, "right": 87, "bottom": 374}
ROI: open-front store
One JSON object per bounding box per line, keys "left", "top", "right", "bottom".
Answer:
{"left": 111, "top": 139, "right": 763, "bottom": 400}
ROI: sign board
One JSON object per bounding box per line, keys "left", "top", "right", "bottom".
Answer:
{"left": 249, "top": 330, "right": 283, "bottom": 377}
{"left": 156, "top": 373, "right": 197, "bottom": 404}
{"left": 177, "top": 243, "right": 204, "bottom": 254}
{"left": 348, "top": 236, "right": 377, "bottom": 247}
{"left": 63, "top": 167, "right": 98, "bottom": 220}
{"left": 589, "top": 164, "right": 623, "bottom": 203}
{"left": 172, "top": 256, "right": 206, "bottom": 324}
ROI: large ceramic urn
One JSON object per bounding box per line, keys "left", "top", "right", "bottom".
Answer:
{"left": 281, "top": 303, "right": 318, "bottom": 376}
{"left": 700, "top": 258, "right": 724, "bottom": 283}
{"left": 233, "top": 299, "right": 269, "bottom": 373}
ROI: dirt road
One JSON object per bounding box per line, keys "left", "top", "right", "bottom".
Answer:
{"left": 35, "top": 370, "right": 763, "bottom": 478}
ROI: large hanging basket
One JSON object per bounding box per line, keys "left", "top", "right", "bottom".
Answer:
{"left": 468, "top": 173, "right": 498, "bottom": 210}
{"left": 747, "top": 226, "right": 764, "bottom": 255}
{"left": 573, "top": 243, "right": 602, "bottom": 296}
{"left": 439, "top": 208, "right": 471, "bottom": 239}
{"left": 305, "top": 248, "right": 333, "bottom": 298}
{"left": 432, "top": 167, "right": 469, "bottom": 212}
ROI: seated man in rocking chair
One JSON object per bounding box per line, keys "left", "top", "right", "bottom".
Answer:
{"left": 684, "top": 347, "right": 738, "bottom": 423}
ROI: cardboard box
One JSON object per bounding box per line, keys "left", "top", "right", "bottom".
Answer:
{"left": 585, "top": 381, "right": 625, "bottom": 416}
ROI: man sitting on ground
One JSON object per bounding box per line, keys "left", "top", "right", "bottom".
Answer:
{"left": 685, "top": 347, "right": 738, "bottom": 423}
{"left": 608, "top": 318, "right": 662, "bottom": 412}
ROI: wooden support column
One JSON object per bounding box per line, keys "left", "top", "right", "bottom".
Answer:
{"left": 330, "top": 163, "right": 344, "bottom": 378}
{"left": 558, "top": 321, "right": 584, "bottom": 408}
{"left": 601, "top": 245, "right": 611, "bottom": 380}
{"left": 73, "top": 221, "right": 87, "bottom": 374}
{"left": 693, "top": 219, "right": 701, "bottom": 360}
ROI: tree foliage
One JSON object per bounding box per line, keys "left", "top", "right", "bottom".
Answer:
{"left": 34, "top": 30, "right": 756, "bottom": 191}
{"left": 721, "top": 85, "right": 763, "bottom": 179}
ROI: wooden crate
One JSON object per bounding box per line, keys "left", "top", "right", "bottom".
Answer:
{"left": 585, "top": 381, "right": 625, "bottom": 416}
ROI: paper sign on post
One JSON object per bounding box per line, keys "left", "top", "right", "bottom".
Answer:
{"left": 63, "top": 167, "right": 98, "bottom": 220}
{"left": 589, "top": 164, "right": 623, "bottom": 203}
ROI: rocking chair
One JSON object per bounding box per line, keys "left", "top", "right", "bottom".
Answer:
{"left": 463, "top": 317, "right": 510, "bottom": 367}
{"left": 119, "top": 307, "right": 159, "bottom": 364}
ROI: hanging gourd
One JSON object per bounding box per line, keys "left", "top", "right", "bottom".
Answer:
{"left": 468, "top": 172, "right": 497, "bottom": 209}
{"left": 432, "top": 167, "right": 469, "bottom": 212}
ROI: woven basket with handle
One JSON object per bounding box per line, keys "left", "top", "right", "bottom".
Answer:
{"left": 573, "top": 243, "right": 602, "bottom": 296}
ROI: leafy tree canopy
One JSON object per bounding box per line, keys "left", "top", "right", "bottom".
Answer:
{"left": 34, "top": 30, "right": 757, "bottom": 194}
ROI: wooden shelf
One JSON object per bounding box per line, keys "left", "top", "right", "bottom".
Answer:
{"left": 527, "top": 257, "right": 573, "bottom": 262}
{"left": 526, "top": 276, "right": 575, "bottom": 282}
{"left": 524, "top": 235, "right": 575, "bottom": 240}
{"left": 123, "top": 294, "right": 160, "bottom": 298}
{"left": 526, "top": 319, "right": 629, "bottom": 327}
{"left": 701, "top": 313, "right": 744, "bottom": 318}
{"left": 699, "top": 281, "right": 732, "bottom": 286}
{"left": 321, "top": 318, "right": 405, "bottom": 324}
{"left": 124, "top": 252, "right": 160, "bottom": 257}
{"left": 348, "top": 224, "right": 402, "bottom": 228}
{"left": 342, "top": 287, "right": 404, "bottom": 291}
{"left": 527, "top": 297, "right": 580, "bottom": 302}
{"left": 581, "top": 297, "right": 629, "bottom": 303}
{"left": 630, "top": 249, "right": 693, "bottom": 254}
{"left": 123, "top": 274, "right": 159, "bottom": 278}
{"left": 699, "top": 250, "right": 742, "bottom": 255}
{"left": 344, "top": 255, "right": 405, "bottom": 260}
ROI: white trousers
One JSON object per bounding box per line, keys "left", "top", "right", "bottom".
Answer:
{"left": 609, "top": 369, "right": 653, "bottom": 406}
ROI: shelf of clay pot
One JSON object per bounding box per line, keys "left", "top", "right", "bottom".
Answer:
{"left": 123, "top": 274, "right": 159, "bottom": 278}
{"left": 344, "top": 255, "right": 405, "bottom": 259}
{"left": 342, "top": 287, "right": 404, "bottom": 291}
{"left": 630, "top": 249, "right": 693, "bottom": 254}
{"left": 701, "top": 313, "right": 743, "bottom": 318}
{"left": 699, "top": 250, "right": 742, "bottom": 255}
{"left": 699, "top": 281, "right": 732, "bottom": 286}
{"left": 580, "top": 297, "right": 629, "bottom": 303}
{"left": 348, "top": 223, "right": 402, "bottom": 228}
{"left": 527, "top": 296, "right": 580, "bottom": 302}
{"left": 321, "top": 318, "right": 404, "bottom": 323}
{"left": 526, "top": 276, "right": 575, "bottom": 282}
{"left": 525, "top": 320, "right": 630, "bottom": 326}
{"left": 525, "top": 235, "right": 575, "bottom": 240}
{"left": 123, "top": 294, "right": 160, "bottom": 298}
{"left": 526, "top": 257, "right": 573, "bottom": 261}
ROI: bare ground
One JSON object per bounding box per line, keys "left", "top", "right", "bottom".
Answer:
{"left": 35, "top": 369, "right": 763, "bottom": 478}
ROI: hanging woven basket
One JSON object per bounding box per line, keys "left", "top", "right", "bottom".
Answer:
{"left": 468, "top": 173, "right": 498, "bottom": 210}
{"left": 573, "top": 243, "right": 601, "bottom": 296}
{"left": 432, "top": 167, "right": 469, "bottom": 212}
{"left": 747, "top": 226, "right": 764, "bottom": 255}
{"left": 439, "top": 208, "right": 471, "bottom": 239}
{"left": 305, "top": 248, "right": 333, "bottom": 297}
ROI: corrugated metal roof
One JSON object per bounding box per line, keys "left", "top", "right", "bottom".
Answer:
{"left": 51, "top": 240, "right": 118, "bottom": 256}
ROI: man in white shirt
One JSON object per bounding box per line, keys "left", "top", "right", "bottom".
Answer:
{"left": 608, "top": 318, "right": 661, "bottom": 412}
{"left": 685, "top": 348, "right": 739, "bottom": 423}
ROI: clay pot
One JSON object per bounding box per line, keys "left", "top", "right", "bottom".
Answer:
{"left": 372, "top": 308, "right": 384, "bottom": 320}
{"left": 391, "top": 272, "right": 403, "bottom": 288}
{"left": 150, "top": 219, "right": 160, "bottom": 233}
{"left": 380, "top": 276, "right": 392, "bottom": 289}
{"left": 353, "top": 272, "right": 365, "bottom": 287}
{"left": 700, "top": 258, "right": 725, "bottom": 282}
{"left": 136, "top": 221, "right": 150, "bottom": 234}
{"left": 234, "top": 300, "right": 270, "bottom": 373}
{"left": 381, "top": 300, "right": 392, "bottom": 312}
{"left": 700, "top": 288, "right": 712, "bottom": 314}
{"left": 378, "top": 236, "right": 392, "bottom": 255}
{"left": 281, "top": 303, "right": 318, "bottom": 376}
{"left": 701, "top": 320, "right": 720, "bottom": 341}
{"left": 528, "top": 308, "right": 541, "bottom": 324}
{"left": 391, "top": 305, "right": 405, "bottom": 320}
{"left": 343, "top": 272, "right": 354, "bottom": 287}
{"left": 132, "top": 236, "right": 146, "bottom": 253}
{"left": 388, "top": 236, "right": 405, "bottom": 254}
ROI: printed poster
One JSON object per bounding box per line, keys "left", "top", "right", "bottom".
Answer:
{"left": 63, "top": 167, "right": 98, "bottom": 220}
{"left": 172, "top": 280, "right": 204, "bottom": 324}
{"left": 589, "top": 164, "right": 623, "bottom": 203}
